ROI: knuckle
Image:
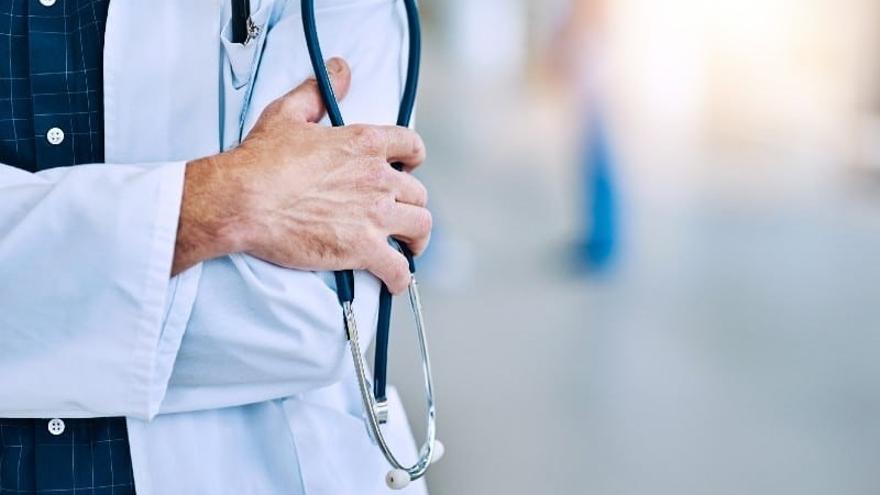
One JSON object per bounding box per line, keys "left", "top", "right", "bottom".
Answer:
{"left": 416, "top": 208, "right": 433, "bottom": 236}
{"left": 371, "top": 158, "right": 391, "bottom": 178}
{"left": 379, "top": 193, "right": 396, "bottom": 215}
{"left": 356, "top": 235, "right": 382, "bottom": 270}
{"left": 363, "top": 159, "right": 391, "bottom": 187}
{"left": 353, "top": 236, "right": 375, "bottom": 263}
{"left": 350, "top": 125, "right": 383, "bottom": 154}
{"left": 413, "top": 132, "right": 427, "bottom": 159}
{"left": 302, "top": 78, "right": 319, "bottom": 92}
{"left": 279, "top": 94, "right": 299, "bottom": 115}
{"left": 369, "top": 194, "right": 395, "bottom": 226}
{"left": 417, "top": 232, "right": 433, "bottom": 256}
{"left": 369, "top": 159, "right": 396, "bottom": 188}
{"left": 415, "top": 180, "right": 429, "bottom": 206}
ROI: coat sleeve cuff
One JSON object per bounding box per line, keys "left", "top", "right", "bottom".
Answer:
{"left": 126, "top": 161, "right": 203, "bottom": 420}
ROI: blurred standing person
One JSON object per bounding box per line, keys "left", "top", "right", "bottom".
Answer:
{"left": 551, "top": 0, "right": 619, "bottom": 271}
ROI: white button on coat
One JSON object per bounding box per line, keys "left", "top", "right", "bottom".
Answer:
{"left": 47, "top": 418, "right": 65, "bottom": 435}
{"left": 39, "top": 0, "right": 56, "bottom": 6}
{"left": 46, "top": 127, "right": 64, "bottom": 145}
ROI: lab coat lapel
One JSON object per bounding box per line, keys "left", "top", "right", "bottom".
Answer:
{"left": 103, "top": 0, "right": 224, "bottom": 164}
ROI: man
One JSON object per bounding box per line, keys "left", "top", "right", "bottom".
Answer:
{"left": 0, "top": 0, "right": 430, "bottom": 493}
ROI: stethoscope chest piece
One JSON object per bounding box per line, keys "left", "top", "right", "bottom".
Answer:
{"left": 341, "top": 276, "right": 441, "bottom": 487}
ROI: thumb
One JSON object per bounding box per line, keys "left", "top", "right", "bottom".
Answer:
{"left": 281, "top": 57, "right": 352, "bottom": 123}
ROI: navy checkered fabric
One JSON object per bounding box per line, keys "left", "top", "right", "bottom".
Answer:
{"left": 0, "top": 0, "right": 108, "bottom": 171}
{"left": 0, "top": 0, "right": 136, "bottom": 494}
{"left": 0, "top": 419, "right": 134, "bottom": 495}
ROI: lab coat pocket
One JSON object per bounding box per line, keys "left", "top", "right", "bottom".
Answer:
{"left": 219, "top": 0, "right": 273, "bottom": 149}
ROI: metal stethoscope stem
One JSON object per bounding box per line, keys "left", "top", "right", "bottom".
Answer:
{"left": 301, "top": 0, "right": 441, "bottom": 489}
{"left": 342, "top": 275, "right": 438, "bottom": 487}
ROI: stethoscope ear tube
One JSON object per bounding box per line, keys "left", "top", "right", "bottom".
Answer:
{"left": 301, "top": 0, "right": 439, "bottom": 488}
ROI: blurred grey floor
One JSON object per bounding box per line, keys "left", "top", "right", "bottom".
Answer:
{"left": 383, "top": 57, "right": 880, "bottom": 495}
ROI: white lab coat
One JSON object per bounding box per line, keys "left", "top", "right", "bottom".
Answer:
{"left": 0, "top": 0, "right": 427, "bottom": 493}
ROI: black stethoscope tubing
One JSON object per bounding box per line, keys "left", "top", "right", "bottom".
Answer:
{"left": 233, "top": 0, "right": 420, "bottom": 404}
{"left": 301, "top": 0, "right": 421, "bottom": 406}
{"left": 232, "top": 2, "right": 438, "bottom": 487}
{"left": 231, "top": 0, "right": 251, "bottom": 44}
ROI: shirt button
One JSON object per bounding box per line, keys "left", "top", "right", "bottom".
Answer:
{"left": 39, "top": 0, "right": 56, "bottom": 6}
{"left": 47, "top": 418, "right": 65, "bottom": 435}
{"left": 46, "top": 127, "right": 64, "bottom": 145}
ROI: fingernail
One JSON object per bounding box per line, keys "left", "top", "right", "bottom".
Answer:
{"left": 326, "top": 58, "right": 343, "bottom": 75}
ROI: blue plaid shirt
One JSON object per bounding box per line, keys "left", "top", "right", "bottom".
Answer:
{"left": 0, "top": 0, "right": 107, "bottom": 170}
{"left": 0, "top": 0, "right": 136, "bottom": 494}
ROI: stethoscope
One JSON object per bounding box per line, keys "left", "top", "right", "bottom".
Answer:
{"left": 233, "top": 0, "right": 441, "bottom": 489}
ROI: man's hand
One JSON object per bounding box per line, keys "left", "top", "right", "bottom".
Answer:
{"left": 173, "top": 58, "right": 431, "bottom": 293}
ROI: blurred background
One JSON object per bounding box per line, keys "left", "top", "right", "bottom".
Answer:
{"left": 385, "top": 1, "right": 880, "bottom": 493}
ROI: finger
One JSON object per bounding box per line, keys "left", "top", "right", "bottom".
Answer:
{"left": 375, "top": 126, "right": 426, "bottom": 171}
{"left": 365, "top": 245, "right": 411, "bottom": 294}
{"left": 391, "top": 170, "right": 428, "bottom": 207}
{"left": 280, "top": 57, "right": 352, "bottom": 123}
{"left": 385, "top": 203, "right": 432, "bottom": 256}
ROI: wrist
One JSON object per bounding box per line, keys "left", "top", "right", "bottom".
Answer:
{"left": 193, "top": 151, "right": 255, "bottom": 254}
{"left": 174, "top": 152, "right": 252, "bottom": 273}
